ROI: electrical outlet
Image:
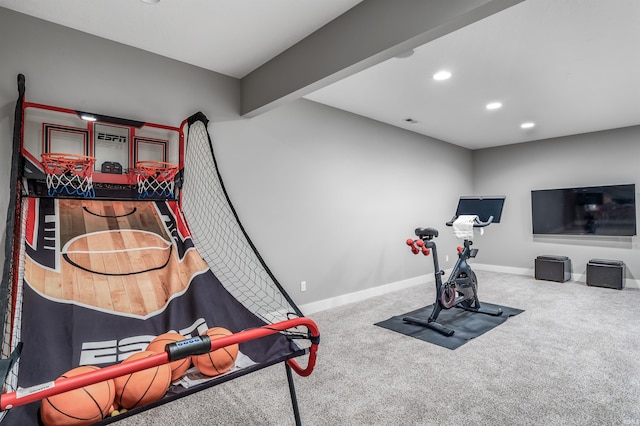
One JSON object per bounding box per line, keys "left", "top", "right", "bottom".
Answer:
{"left": 446, "top": 255, "right": 449, "bottom": 262}
{"left": 301, "top": 281, "right": 307, "bottom": 292}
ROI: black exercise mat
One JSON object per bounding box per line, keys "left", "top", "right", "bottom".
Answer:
{"left": 375, "top": 303, "right": 524, "bottom": 350}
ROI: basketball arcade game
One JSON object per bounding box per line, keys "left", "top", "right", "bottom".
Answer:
{"left": 0, "top": 75, "right": 319, "bottom": 425}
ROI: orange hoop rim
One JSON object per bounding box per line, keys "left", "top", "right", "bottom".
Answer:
{"left": 42, "top": 152, "right": 96, "bottom": 163}
{"left": 41, "top": 152, "right": 96, "bottom": 178}
{"left": 135, "top": 160, "right": 178, "bottom": 171}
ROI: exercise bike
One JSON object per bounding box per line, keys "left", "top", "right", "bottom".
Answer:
{"left": 403, "top": 196, "right": 505, "bottom": 337}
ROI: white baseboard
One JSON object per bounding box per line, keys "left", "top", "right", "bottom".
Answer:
{"left": 473, "top": 263, "right": 532, "bottom": 276}
{"left": 475, "top": 263, "right": 640, "bottom": 290}
{"left": 299, "top": 274, "right": 431, "bottom": 315}
{"left": 300, "top": 264, "right": 640, "bottom": 315}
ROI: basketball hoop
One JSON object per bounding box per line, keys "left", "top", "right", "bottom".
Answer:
{"left": 135, "top": 161, "right": 179, "bottom": 199}
{"left": 41, "top": 153, "right": 96, "bottom": 198}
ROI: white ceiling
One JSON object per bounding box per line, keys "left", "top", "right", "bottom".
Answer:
{"left": 306, "top": 1, "right": 640, "bottom": 149}
{"left": 0, "top": 0, "right": 363, "bottom": 79}
{"left": 1, "top": 0, "right": 639, "bottom": 150}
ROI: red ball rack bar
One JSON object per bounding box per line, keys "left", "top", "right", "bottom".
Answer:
{"left": 0, "top": 317, "right": 319, "bottom": 410}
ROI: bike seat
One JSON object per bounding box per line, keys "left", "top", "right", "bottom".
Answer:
{"left": 415, "top": 227, "right": 438, "bottom": 239}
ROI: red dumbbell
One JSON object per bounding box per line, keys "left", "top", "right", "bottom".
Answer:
{"left": 406, "top": 238, "right": 419, "bottom": 254}
{"left": 414, "top": 240, "right": 430, "bottom": 255}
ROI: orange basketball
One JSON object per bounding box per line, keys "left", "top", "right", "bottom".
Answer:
{"left": 113, "top": 351, "right": 171, "bottom": 410}
{"left": 192, "top": 327, "right": 239, "bottom": 377}
{"left": 40, "top": 365, "right": 115, "bottom": 426}
{"left": 146, "top": 332, "right": 191, "bottom": 381}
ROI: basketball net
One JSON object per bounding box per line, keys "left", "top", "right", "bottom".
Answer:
{"left": 41, "top": 153, "right": 96, "bottom": 198}
{"left": 135, "top": 161, "right": 179, "bottom": 199}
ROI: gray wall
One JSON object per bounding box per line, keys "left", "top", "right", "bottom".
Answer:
{"left": 0, "top": 8, "right": 471, "bottom": 307}
{"left": 211, "top": 99, "right": 471, "bottom": 304}
{"left": 473, "top": 125, "right": 640, "bottom": 282}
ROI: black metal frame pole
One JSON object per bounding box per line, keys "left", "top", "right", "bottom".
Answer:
{"left": 285, "top": 363, "right": 302, "bottom": 426}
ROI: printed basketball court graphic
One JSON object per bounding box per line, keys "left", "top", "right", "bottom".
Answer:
{"left": 9, "top": 194, "right": 302, "bottom": 425}
{"left": 24, "top": 198, "right": 208, "bottom": 317}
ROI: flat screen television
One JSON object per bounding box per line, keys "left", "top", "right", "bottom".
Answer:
{"left": 531, "top": 184, "right": 637, "bottom": 236}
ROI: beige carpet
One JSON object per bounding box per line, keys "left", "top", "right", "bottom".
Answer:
{"left": 116, "top": 271, "right": 640, "bottom": 425}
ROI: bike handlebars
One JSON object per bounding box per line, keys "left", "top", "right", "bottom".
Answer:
{"left": 409, "top": 215, "right": 494, "bottom": 252}
{"left": 445, "top": 215, "right": 494, "bottom": 228}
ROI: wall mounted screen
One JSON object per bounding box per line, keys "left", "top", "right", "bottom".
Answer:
{"left": 531, "top": 184, "right": 637, "bottom": 236}
{"left": 455, "top": 196, "right": 506, "bottom": 223}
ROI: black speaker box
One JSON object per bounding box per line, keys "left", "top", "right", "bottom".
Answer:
{"left": 535, "top": 255, "right": 571, "bottom": 282}
{"left": 101, "top": 161, "right": 123, "bottom": 174}
{"left": 587, "top": 259, "right": 624, "bottom": 290}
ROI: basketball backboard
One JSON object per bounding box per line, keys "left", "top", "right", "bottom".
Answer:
{"left": 22, "top": 102, "right": 183, "bottom": 199}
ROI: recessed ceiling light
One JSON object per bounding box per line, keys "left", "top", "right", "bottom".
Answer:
{"left": 486, "top": 102, "right": 502, "bottom": 110}
{"left": 521, "top": 122, "right": 535, "bottom": 129}
{"left": 140, "top": 0, "right": 160, "bottom": 4}
{"left": 433, "top": 70, "right": 451, "bottom": 81}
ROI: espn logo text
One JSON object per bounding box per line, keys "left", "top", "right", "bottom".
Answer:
{"left": 79, "top": 318, "right": 208, "bottom": 366}
{"left": 96, "top": 132, "right": 128, "bottom": 143}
